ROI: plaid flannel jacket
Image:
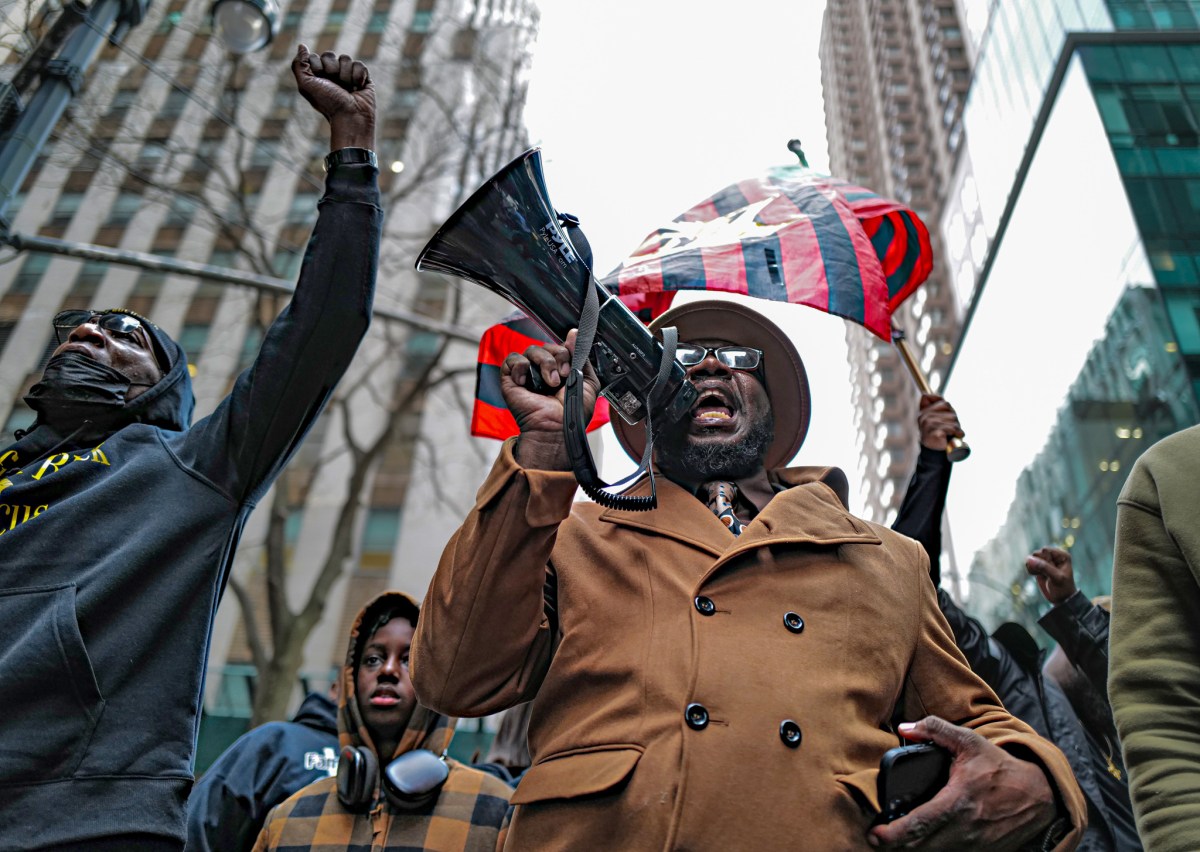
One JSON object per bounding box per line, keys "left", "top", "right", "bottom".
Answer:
{"left": 250, "top": 758, "right": 511, "bottom": 852}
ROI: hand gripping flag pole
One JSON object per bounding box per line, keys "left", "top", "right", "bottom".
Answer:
{"left": 891, "top": 325, "right": 971, "bottom": 461}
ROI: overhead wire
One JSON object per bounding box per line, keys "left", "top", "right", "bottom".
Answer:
{"left": 77, "top": 11, "right": 324, "bottom": 192}
{"left": 47, "top": 121, "right": 307, "bottom": 266}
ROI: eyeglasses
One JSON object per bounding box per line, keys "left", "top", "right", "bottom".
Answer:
{"left": 53, "top": 310, "right": 148, "bottom": 348}
{"left": 675, "top": 344, "right": 763, "bottom": 372}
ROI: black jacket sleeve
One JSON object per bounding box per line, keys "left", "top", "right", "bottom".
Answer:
{"left": 892, "top": 446, "right": 952, "bottom": 585}
{"left": 890, "top": 444, "right": 999, "bottom": 681}
{"left": 1037, "top": 590, "right": 1111, "bottom": 697}
{"left": 186, "top": 771, "right": 260, "bottom": 852}
{"left": 178, "top": 163, "right": 381, "bottom": 503}
{"left": 892, "top": 445, "right": 1056, "bottom": 738}
{"left": 187, "top": 728, "right": 287, "bottom": 852}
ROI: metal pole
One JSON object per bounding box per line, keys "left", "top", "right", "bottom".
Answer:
{"left": 0, "top": 0, "right": 129, "bottom": 232}
{"left": 2, "top": 230, "right": 482, "bottom": 343}
{"left": 891, "top": 324, "right": 971, "bottom": 462}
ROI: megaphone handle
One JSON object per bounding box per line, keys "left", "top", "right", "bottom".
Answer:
{"left": 525, "top": 366, "right": 548, "bottom": 395}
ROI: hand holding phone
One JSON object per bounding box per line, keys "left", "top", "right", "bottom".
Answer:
{"left": 876, "top": 742, "right": 951, "bottom": 824}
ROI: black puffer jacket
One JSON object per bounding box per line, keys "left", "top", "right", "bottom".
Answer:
{"left": 186, "top": 692, "right": 340, "bottom": 852}
{"left": 893, "top": 446, "right": 1142, "bottom": 852}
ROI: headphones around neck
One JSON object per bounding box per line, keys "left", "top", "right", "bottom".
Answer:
{"left": 336, "top": 746, "right": 450, "bottom": 813}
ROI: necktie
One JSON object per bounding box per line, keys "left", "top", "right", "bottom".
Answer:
{"left": 704, "top": 480, "right": 745, "bottom": 536}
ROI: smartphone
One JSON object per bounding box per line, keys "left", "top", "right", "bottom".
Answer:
{"left": 875, "top": 742, "right": 951, "bottom": 824}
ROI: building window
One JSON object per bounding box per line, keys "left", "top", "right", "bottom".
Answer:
{"left": 166, "top": 195, "right": 197, "bottom": 226}
{"left": 108, "top": 89, "right": 139, "bottom": 115}
{"left": 177, "top": 323, "right": 210, "bottom": 365}
{"left": 249, "top": 139, "right": 277, "bottom": 168}
{"left": 73, "top": 261, "right": 108, "bottom": 297}
{"left": 12, "top": 255, "right": 50, "bottom": 293}
{"left": 367, "top": 10, "right": 388, "bottom": 32}
{"left": 137, "top": 141, "right": 170, "bottom": 170}
{"left": 390, "top": 88, "right": 420, "bottom": 115}
{"left": 411, "top": 9, "right": 432, "bottom": 31}
{"left": 238, "top": 323, "right": 262, "bottom": 371}
{"left": 160, "top": 88, "right": 189, "bottom": 118}
{"left": 3, "top": 403, "right": 35, "bottom": 436}
{"left": 50, "top": 192, "right": 83, "bottom": 225}
{"left": 274, "top": 249, "right": 303, "bottom": 279}
{"left": 286, "top": 193, "right": 319, "bottom": 225}
{"left": 359, "top": 507, "right": 401, "bottom": 573}
{"left": 107, "top": 192, "right": 143, "bottom": 225}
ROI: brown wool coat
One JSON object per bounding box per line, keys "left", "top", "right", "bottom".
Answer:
{"left": 411, "top": 441, "right": 1086, "bottom": 851}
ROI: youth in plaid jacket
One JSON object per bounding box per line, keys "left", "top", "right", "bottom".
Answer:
{"left": 252, "top": 591, "right": 512, "bottom": 852}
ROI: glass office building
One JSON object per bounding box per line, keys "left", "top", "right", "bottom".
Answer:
{"left": 940, "top": 3, "right": 1200, "bottom": 628}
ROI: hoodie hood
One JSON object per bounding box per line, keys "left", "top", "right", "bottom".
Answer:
{"left": 339, "top": 590, "right": 456, "bottom": 761}
{"left": 292, "top": 690, "right": 339, "bottom": 736}
{"left": 8, "top": 320, "right": 194, "bottom": 458}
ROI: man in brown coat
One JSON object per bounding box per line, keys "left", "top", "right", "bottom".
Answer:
{"left": 412, "top": 300, "right": 1086, "bottom": 850}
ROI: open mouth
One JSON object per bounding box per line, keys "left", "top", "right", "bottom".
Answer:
{"left": 691, "top": 389, "right": 737, "bottom": 425}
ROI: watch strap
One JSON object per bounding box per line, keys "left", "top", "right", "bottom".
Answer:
{"left": 324, "top": 147, "right": 378, "bottom": 172}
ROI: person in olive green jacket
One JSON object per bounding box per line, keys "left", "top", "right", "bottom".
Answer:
{"left": 1110, "top": 423, "right": 1200, "bottom": 851}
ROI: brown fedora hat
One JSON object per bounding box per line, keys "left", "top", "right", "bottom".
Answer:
{"left": 612, "top": 300, "right": 811, "bottom": 470}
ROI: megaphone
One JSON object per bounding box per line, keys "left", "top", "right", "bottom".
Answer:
{"left": 417, "top": 148, "right": 696, "bottom": 510}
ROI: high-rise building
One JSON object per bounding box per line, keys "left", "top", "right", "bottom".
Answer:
{"left": 938, "top": 1, "right": 1200, "bottom": 628}
{"left": 0, "top": 0, "right": 538, "bottom": 756}
{"left": 819, "top": 0, "right": 973, "bottom": 539}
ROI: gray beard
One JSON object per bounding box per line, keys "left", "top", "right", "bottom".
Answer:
{"left": 658, "top": 411, "right": 775, "bottom": 481}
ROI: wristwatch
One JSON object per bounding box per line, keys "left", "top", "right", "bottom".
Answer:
{"left": 323, "top": 147, "right": 377, "bottom": 172}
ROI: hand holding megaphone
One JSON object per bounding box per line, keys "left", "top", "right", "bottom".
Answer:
{"left": 503, "top": 329, "right": 600, "bottom": 472}
{"left": 416, "top": 147, "right": 696, "bottom": 509}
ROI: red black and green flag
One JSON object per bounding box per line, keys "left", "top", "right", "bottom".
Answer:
{"left": 607, "top": 165, "right": 932, "bottom": 341}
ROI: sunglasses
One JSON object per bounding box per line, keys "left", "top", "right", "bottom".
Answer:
{"left": 53, "top": 310, "right": 149, "bottom": 348}
{"left": 675, "top": 344, "right": 764, "bottom": 372}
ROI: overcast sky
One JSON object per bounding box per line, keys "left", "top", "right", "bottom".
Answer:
{"left": 516, "top": 2, "right": 1152, "bottom": 588}
{"left": 520, "top": 1, "right": 866, "bottom": 507}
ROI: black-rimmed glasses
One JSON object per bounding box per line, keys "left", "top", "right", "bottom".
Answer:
{"left": 675, "top": 344, "right": 763, "bottom": 372}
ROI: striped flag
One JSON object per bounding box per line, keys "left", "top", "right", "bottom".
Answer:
{"left": 608, "top": 165, "right": 932, "bottom": 341}
{"left": 471, "top": 290, "right": 676, "bottom": 440}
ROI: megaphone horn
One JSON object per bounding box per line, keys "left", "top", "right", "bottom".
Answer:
{"left": 418, "top": 149, "right": 594, "bottom": 342}
{"left": 416, "top": 148, "right": 697, "bottom": 511}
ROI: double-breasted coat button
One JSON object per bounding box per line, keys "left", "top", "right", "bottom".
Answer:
{"left": 779, "top": 719, "right": 802, "bottom": 748}
{"left": 685, "top": 703, "right": 710, "bottom": 730}
{"left": 783, "top": 611, "right": 804, "bottom": 633}
{"left": 694, "top": 596, "right": 716, "bottom": 616}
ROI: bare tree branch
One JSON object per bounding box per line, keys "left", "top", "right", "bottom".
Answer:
{"left": 227, "top": 574, "right": 269, "bottom": 675}
{"left": 264, "top": 474, "right": 293, "bottom": 648}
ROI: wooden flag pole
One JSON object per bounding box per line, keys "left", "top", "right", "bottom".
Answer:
{"left": 891, "top": 325, "right": 971, "bottom": 462}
